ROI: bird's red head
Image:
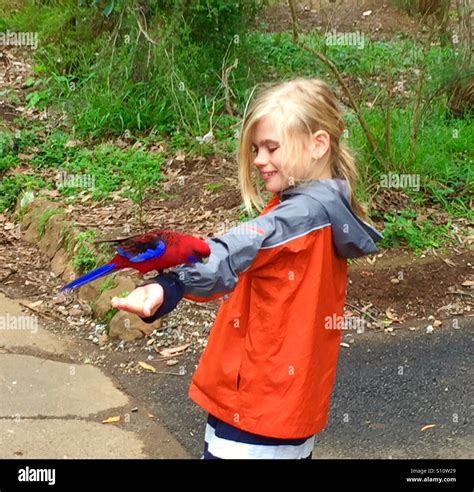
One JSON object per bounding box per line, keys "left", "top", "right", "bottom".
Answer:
{"left": 185, "top": 237, "right": 211, "bottom": 264}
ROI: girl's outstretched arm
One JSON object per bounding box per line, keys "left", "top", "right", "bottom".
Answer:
{"left": 115, "top": 181, "right": 382, "bottom": 323}
{"left": 114, "top": 197, "right": 311, "bottom": 322}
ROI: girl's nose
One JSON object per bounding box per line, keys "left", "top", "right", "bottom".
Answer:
{"left": 254, "top": 149, "right": 268, "bottom": 167}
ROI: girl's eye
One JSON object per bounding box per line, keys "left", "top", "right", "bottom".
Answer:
{"left": 268, "top": 147, "right": 278, "bottom": 153}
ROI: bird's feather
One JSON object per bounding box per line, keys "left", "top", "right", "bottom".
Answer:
{"left": 60, "top": 263, "right": 117, "bottom": 291}
{"left": 116, "top": 239, "right": 166, "bottom": 263}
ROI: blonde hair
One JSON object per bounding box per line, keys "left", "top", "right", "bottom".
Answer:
{"left": 237, "top": 77, "right": 367, "bottom": 219}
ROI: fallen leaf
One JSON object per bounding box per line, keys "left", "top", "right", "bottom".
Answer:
{"left": 102, "top": 416, "right": 120, "bottom": 424}
{"left": 166, "top": 359, "right": 179, "bottom": 366}
{"left": 385, "top": 307, "right": 399, "bottom": 321}
{"left": 441, "top": 257, "right": 456, "bottom": 267}
{"left": 340, "top": 342, "right": 350, "bottom": 348}
{"left": 175, "top": 150, "right": 185, "bottom": 161}
{"left": 65, "top": 139, "right": 82, "bottom": 148}
{"left": 433, "top": 319, "right": 442, "bottom": 328}
{"left": 159, "top": 343, "right": 191, "bottom": 357}
{"left": 17, "top": 153, "right": 35, "bottom": 161}
{"left": 28, "top": 300, "right": 43, "bottom": 308}
{"left": 42, "top": 189, "right": 60, "bottom": 198}
{"left": 420, "top": 424, "right": 437, "bottom": 432}
{"left": 461, "top": 280, "right": 474, "bottom": 287}
{"left": 138, "top": 361, "right": 156, "bottom": 373}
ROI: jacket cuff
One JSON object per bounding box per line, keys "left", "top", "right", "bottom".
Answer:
{"left": 140, "top": 272, "right": 185, "bottom": 324}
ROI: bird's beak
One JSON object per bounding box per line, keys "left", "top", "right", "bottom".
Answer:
{"left": 202, "top": 256, "right": 209, "bottom": 264}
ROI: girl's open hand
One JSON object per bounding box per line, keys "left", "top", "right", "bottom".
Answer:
{"left": 111, "top": 283, "right": 164, "bottom": 318}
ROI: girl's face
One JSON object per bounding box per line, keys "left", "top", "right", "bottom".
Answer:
{"left": 251, "top": 116, "right": 287, "bottom": 193}
{"left": 251, "top": 116, "right": 332, "bottom": 193}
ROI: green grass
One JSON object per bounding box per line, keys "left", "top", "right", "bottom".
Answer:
{"left": 61, "top": 144, "right": 164, "bottom": 200}
{"left": 72, "top": 230, "right": 98, "bottom": 274}
{"left": 0, "top": 130, "right": 14, "bottom": 156}
{"left": 97, "top": 307, "right": 118, "bottom": 326}
{"left": 348, "top": 99, "right": 473, "bottom": 215}
{"left": 38, "top": 207, "right": 64, "bottom": 237}
{"left": 99, "top": 276, "right": 115, "bottom": 294}
{"left": 206, "top": 182, "right": 224, "bottom": 193}
{"left": 0, "top": 0, "right": 471, "bottom": 253}
{"left": 0, "top": 127, "right": 165, "bottom": 209}
{"left": 379, "top": 209, "right": 455, "bottom": 252}
{"left": 1, "top": 0, "right": 262, "bottom": 140}
{"left": 0, "top": 175, "right": 47, "bottom": 212}
{"left": 71, "top": 229, "right": 116, "bottom": 274}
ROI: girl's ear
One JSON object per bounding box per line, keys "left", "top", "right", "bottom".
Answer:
{"left": 311, "top": 130, "right": 331, "bottom": 160}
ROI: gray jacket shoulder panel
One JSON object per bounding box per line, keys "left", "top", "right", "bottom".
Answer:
{"left": 175, "top": 192, "right": 330, "bottom": 298}
{"left": 282, "top": 180, "right": 383, "bottom": 258}
{"left": 175, "top": 179, "right": 383, "bottom": 297}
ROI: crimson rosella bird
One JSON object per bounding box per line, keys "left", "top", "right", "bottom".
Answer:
{"left": 60, "top": 229, "right": 210, "bottom": 291}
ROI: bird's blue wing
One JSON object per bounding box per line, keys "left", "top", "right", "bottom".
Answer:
{"left": 117, "top": 239, "right": 166, "bottom": 263}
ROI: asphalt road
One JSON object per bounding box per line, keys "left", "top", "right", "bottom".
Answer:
{"left": 148, "top": 317, "right": 473, "bottom": 459}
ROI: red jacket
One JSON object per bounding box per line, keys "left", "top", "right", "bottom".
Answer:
{"left": 176, "top": 179, "right": 382, "bottom": 438}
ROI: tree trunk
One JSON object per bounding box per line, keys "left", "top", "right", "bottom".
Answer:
{"left": 456, "top": 0, "right": 472, "bottom": 69}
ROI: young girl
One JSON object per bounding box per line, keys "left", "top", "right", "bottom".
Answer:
{"left": 112, "top": 77, "right": 383, "bottom": 459}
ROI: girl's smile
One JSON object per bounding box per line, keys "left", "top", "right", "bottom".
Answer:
{"left": 261, "top": 170, "right": 278, "bottom": 181}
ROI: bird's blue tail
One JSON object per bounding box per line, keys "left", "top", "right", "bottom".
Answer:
{"left": 60, "top": 263, "right": 117, "bottom": 291}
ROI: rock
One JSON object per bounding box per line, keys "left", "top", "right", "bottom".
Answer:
{"left": 23, "top": 201, "right": 62, "bottom": 243}
{"left": 24, "top": 220, "right": 40, "bottom": 243}
{"left": 20, "top": 198, "right": 51, "bottom": 231}
{"left": 61, "top": 264, "right": 76, "bottom": 285}
{"left": 93, "top": 275, "right": 136, "bottom": 318}
{"left": 38, "top": 213, "right": 65, "bottom": 259}
{"left": 58, "top": 222, "right": 77, "bottom": 254}
{"left": 98, "top": 334, "right": 109, "bottom": 346}
{"left": 78, "top": 279, "right": 102, "bottom": 304}
{"left": 51, "top": 248, "right": 69, "bottom": 276}
{"left": 108, "top": 311, "right": 159, "bottom": 342}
